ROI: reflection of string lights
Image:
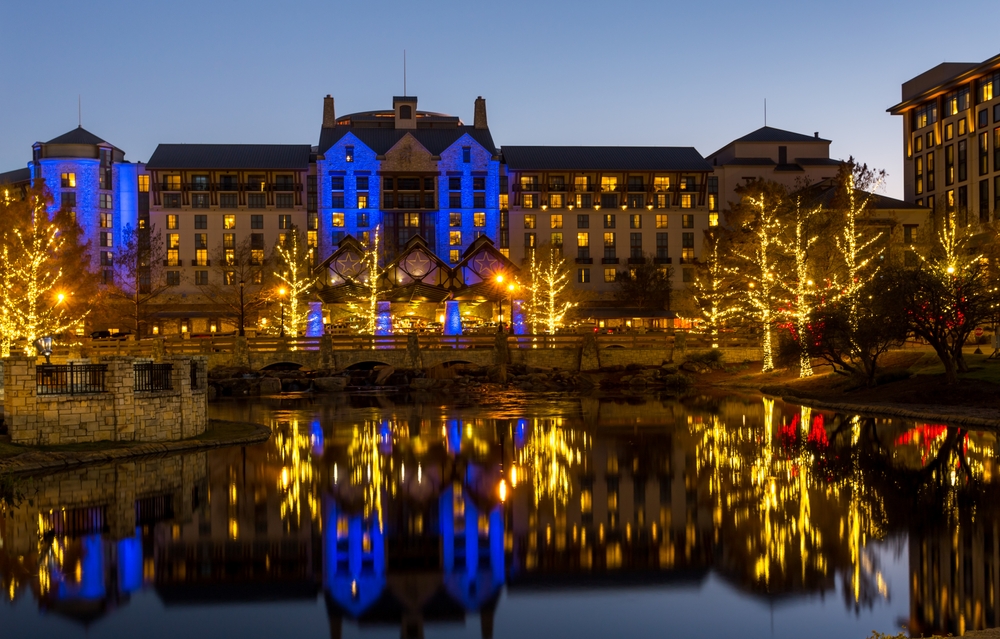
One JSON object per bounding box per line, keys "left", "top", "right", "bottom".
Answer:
{"left": 275, "top": 418, "right": 319, "bottom": 527}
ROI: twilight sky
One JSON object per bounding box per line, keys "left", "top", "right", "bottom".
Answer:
{"left": 1, "top": 0, "right": 996, "bottom": 199}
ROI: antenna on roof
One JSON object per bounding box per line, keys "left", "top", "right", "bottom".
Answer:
{"left": 403, "top": 50, "right": 407, "bottom": 97}
{"left": 764, "top": 98, "right": 767, "bottom": 126}
{"left": 78, "top": 95, "right": 81, "bottom": 127}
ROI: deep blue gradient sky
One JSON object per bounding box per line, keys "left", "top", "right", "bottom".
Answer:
{"left": 1, "top": 0, "right": 996, "bottom": 199}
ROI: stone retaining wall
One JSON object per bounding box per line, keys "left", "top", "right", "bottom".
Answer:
{"left": 2, "top": 355, "right": 208, "bottom": 445}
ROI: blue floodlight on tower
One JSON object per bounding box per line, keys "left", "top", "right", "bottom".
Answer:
{"left": 375, "top": 301, "right": 392, "bottom": 335}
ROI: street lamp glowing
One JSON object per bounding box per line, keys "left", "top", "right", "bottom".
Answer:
{"left": 279, "top": 287, "right": 287, "bottom": 296}
{"left": 947, "top": 266, "right": 955, "bottom": 274}
{"left": 495, "top": 274, "right": 504, "bottom": 284}
{"left": 56, "top": 293, "right": 65, "bottom": 303}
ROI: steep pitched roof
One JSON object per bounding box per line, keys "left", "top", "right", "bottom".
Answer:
{"left": 319, "top": 127, "right": 496, "bottom": 156}
{"left": 45, "top": 126, "right": 108, "bottom": 146}
{"left": 0, "top": 167, "right": 30, "bottom": 184}
{"left": 732, "top": 126, "right": 829, "bottom": 144}
{"left": 501, "top": 146, "right": 712, "bottom": 172}
{"left": 146, "top": 144, "right": 311, "bottom": 170}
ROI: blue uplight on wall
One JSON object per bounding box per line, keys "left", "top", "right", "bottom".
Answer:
{"left": 512, "top": 299, "right": 526, "bottom": 335}
{"left": 307, "top": 301, "right": 324, "bottom": 337}
{"left": 375, "top": 301, "right": 392, "bottom": 335}
{"left": 117, "top": 533, "right": 143, "bottom": 594}
{"left": 115, "top": 163, "right": 138, "bottom": 249}
{"left": 444, "top": 300, "right": 462, "bottom": 336}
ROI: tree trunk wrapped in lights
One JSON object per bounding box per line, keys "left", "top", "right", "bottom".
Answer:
{"left": 777, "top": 199, "right": 820, "bottom": 377}
{"left": 725, "top": 183, "right": 788, "bottom": 373}
{"left": 0, "top": 187, "right": 90, "bottom": 356}
{"left": 690, "top": 230, "right": 738, "bottom": 349}
{"left": 830, "top": 161, "right": 886, "bottom": 331}
{"left": 271, "top": 226, "right": 317, "bottom": 338}
{"left": 525, "top": 245, "right": 575, "bottom": 335}
{"left": 341, "top": 226, "right": 384, "bottom": 337}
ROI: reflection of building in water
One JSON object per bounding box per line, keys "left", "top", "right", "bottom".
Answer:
{"left": 0, "top": 455, "right": 207, "bottom": 624}
{"left": 899, "top": 426, "right": 1000, "bottom": 636}
{"left": 320, "top": 415, "right": 506, "bottom": 639}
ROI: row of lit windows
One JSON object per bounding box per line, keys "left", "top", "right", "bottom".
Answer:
{"left": 163, "top": 270, "right": 264, "bottom": 287}
{"left": 159, "top": 174, "right": 297, "bottom": 191}
{"left": 916, "top": 178, "right": 1000, "bottom": 221}
{"left": 161, "top": 193, "right": 296, "bottom": 209}
{"left": 341, "top": 144, "right": 475, "bottom": 164}
{"left": 522, "top": 213, "right": 711, "bottom": 229}
{"left": 520, "top": 192, "right": 699, "bottom": 210}
{"left": 573, "top": 266, "right": 694, "bottom": 284}
{"left": 161, "top": 213, "right": 313, "bottom": 231}
{"left": 914, "top": 127, "right": 1000, "bottom": 195}
{"left": 524, "top": 231, "right": 695, "bottom": 253}
{"left": 517, "top": 175, "right": 700, "bottom": 191}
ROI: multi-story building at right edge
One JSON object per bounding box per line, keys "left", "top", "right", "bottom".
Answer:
{"left": 888, "top": 52, "right": 1000, "bottom": 222}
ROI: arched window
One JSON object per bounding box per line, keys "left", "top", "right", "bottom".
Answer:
{"left": 400, "top": 105, "right": 412, "bottom": 120}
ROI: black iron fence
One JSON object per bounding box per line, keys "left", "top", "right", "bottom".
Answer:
{"left": 134, "top": 362, "right": 173, "bottom": 392}
{"left": 36, "top": 363, "right": 108, "bottom": 395}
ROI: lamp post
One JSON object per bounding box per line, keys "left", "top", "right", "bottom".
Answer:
{"left": 495, "top": 274, "right": 505, "bottom": 333}
{"left": 279, "top": 287, "right": 287, "bottom": 338}
{"left": 506, "top": 283, "right": 517, "bottom": 334}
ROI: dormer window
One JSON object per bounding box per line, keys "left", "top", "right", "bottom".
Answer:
{"left": 400, "top": 105, "right": 412, "bottom": 120}
{"left": 345, "top": 146, "right": 354, "bottom": 162}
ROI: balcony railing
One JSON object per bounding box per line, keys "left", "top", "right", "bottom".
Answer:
{"left": 134, "top": 362, "right": 173, "bottom": 392}
{"left": 37, "top": 363, "right": 108, "bottom": 395}
{"left": 153, "top": 183, "right": 302, "bottom": 192}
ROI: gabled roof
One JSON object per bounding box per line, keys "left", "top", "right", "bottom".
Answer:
{"left": 319, "top": 127, "right": 496, "bottom": 156}
{"left": 501, "top": 146, "right": 712, "bottom": 172}
{"left": 0, "top": 167, "right": 30, "bottom": 184}
{"left": 731, "top": 126, "right": 829, "bottom": 144}
{"left": 796, "top": 178, "right": 926, "bottom": 211}
{"left": 45, "top": 126, "right": 108, "bottom": 146}
{"left": 146, "top": 144, "right": 311, "bottom": 170}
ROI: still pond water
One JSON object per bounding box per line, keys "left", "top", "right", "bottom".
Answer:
{"left": 1, "top": 391, "right": 997, "bottom": 639}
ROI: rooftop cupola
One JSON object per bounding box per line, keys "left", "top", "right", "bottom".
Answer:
{"left": 393, "top": 96, "right": 417, "bottom": 130}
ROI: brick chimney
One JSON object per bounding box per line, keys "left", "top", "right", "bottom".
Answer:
{"left": 322, "top": 95, "right": 336, "bottom": 128}
{"left": 474, "top": 96, "right": 488, "bottom": 130}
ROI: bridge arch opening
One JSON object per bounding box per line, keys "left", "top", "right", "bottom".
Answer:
{"left": 344, "top": 361, "right": 392, "bottom": 371}
{"left": 260, "top": 361, "right": 304, "bottom": 371}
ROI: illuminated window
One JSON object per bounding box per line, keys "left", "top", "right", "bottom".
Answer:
{"left": 450, "top": 231, "right": 462, "bottom": 246}
{"left": 603, "top": 214, "right": 615, "bottom": 229}
{"left": 709, "top": 212, "right": 719, "bottom": 227}
{"left": 450, "top": 212, "right": 462, "bottom": 227}
{"left": 166, "top": 234, "right": 180, "bottom": 266}
{"left": 164, "top": 175, "right": 181, "bottom": 190}
{"left": 357, "top": 193, "right": 368, "bottom": 209}
{"left": 524, "top": 214, "right": 536, "bottom": 229}
{"left": 581, "top": 489, "right": 592, "bottom": 513}
{"left": 654, "top": 176, "right": 670, "bottom": 191}
{"left": 523, "top": 193, "right": 535, "bottom": 209}
{"left": 474, "top": 212, "right": 485, "bottom": 227}
{"left": 604, "top": 268, "right": 616, "bottom": 282}
{"left": 577, "top": 232, "right": 589, "bottom": 248}
{"left": 655, "top": 214, "right": 668, "bottom": 228}
{"left": 550, "top": 193, "right": 564, "bottom": 208}
{"left": 629, "top": 214, "right": 641, "bottom": 229}
{"left": 218, "top": 214, "right": 234, "bottom": 230}
{"left": 945, "top": 122, "right": 954, "bottom": 141}
{"left": 357, "top": 212, "right": 369, "bottom": 227}
{"left": 277, "top": 214, "right": 291, "bottom": 229}
{"left": 345, "top": 145, "right": 354, "bottom": 162}
{"left": 60, "top": 172, "right": 76, "bottom": 188}
{"left": 680, "top": 194, "right": 693, "bottom": 209}
{"left": 551, "top": 214, "right": 563, "bottom": 229}
{"left": 332, "top": 213, "right": 345, "bottom": 227}
{"left": 100, "top": 212, "right": 112, "bottom": 228}
{"left": 138, "top": 174, "right": 149, "bottom": 192}
{"left": 100, "top": 232, "right": 112, "bottom": 247}
{"left": 449, "top": 249, "right": 460, "bottom": 263}
{"left": 524, "top": 232, "right": 536, "bottom": 248}
{"left": 578, "top": 268, "right": 590, "bottom": 283}
{"left": 551, "top": 232, "right": 563, "bottom": 246}
{"left": 166, "top": 214, "right": 179, "bottom": 230}
{"left": 601, "top": 176, "right": 618, "bottom": 192}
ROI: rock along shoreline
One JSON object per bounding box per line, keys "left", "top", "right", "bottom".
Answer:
{"left": 0, "top": 419, "right": 271, "bottom": 476}
{"left": 779, "top": 395, "right": 1000, "bottom": 429}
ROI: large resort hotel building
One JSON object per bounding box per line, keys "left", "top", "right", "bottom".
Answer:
{"left": 889, "top": 52, "right": 1000, "bottom": 222}
{"left": 0, "top": 91, "right": 929, "bottom": 336}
